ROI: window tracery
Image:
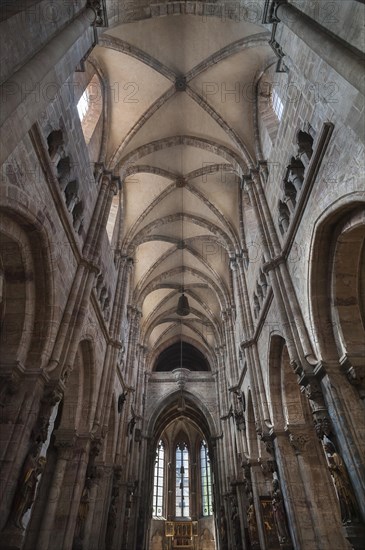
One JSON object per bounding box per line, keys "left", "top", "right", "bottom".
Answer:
{"left": 175, "top": 442, "right": 190, "bottom": 518}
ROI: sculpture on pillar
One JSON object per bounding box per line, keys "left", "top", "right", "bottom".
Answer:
{"left": 10, "top": 444, "right": 46, "bottom": 529}
{"left": 73, "top": 476, "right": 92, "bottom": 546}
{"left": 219, "top": 506, "right": 228, "bottom": 550}
{"left": 105, "top": 467, "right": 122, "bottom": 549}
{"left": 231, "top": 499, "right": 243, "bottom": 550}
{"left": 323, "top": 438, "right": 359, "bottom": 525}
{"left": 246, "top": 494, "right": 260, "bottom": 550}
{"left": 105, "top": 499, "right": 117, "bottom": 549}
{"left": 271, "top": 472, "right": 291, "bottom": 545}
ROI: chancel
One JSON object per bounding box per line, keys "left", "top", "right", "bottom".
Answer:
{"left": 0, "top": 1, "right": 364, "bottom": 549}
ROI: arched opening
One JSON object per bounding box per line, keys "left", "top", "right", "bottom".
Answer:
{"left": 154, "top": 342, "right": 210, "bottom": 372}
{"left": 309, "top": 203, "right": 365, "bottom": 523}
{"left": 0, "top": 230, "right": 28, "bottom": 367}
{"left": 0, "top": 211, "right": 53, "bottom": 371}
{"left": 143, "top": 392, "right": 218, "bottom": 550}
{"left": 310, "top": 204, "right": 365, "bottom": 367}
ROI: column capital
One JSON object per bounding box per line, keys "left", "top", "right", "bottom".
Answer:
{"left": 284, "top": 424, "right": 312, "bottom": 454}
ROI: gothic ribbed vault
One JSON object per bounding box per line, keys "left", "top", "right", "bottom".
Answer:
{"left": 92, "top": 13, "right": 274, "bottom": 363}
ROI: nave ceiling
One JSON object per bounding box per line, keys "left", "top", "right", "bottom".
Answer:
{"left": 92, "top": 9, "right": 274, "bottom": 367}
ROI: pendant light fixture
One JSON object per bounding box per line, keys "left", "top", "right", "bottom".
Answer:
{"left": 176, "top": 179, "right": 190, "bottom": 316}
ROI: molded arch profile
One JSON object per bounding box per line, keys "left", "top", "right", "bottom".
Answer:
{"left": 153, "top": 341, "right": 210, "bottom": 372}
{"left": 268, "top": 335, "right": 308, "bottom": 430}
{"left": 127, "top": 212, "right": 236, "bottom": 255}
{"left": 148, "top": 335, "right": 215, "bottom": 371}
{"left": 59, "top": 339, "right": 96, "bottom": 432}
{"left": 117, "top": 135, "right": 246, "bottom": 176}
{"left": 137, "top": 264, "right": 229, "bottom": 311}
{"left": 309, "top": 197, "right": 365, "bottom": 363}
{"left": 0, "top": 197, "right": 55, "bottom": 371}
{"left": 146, "top": 389, "right": 218, "bottom": 442}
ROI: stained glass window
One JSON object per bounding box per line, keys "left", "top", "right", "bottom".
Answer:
{"left": 152, "top": 440, "right": 165, "bottom": 517}
{"left": 175, "top": 442, "right": 190, "bottom": 517}
{"left": 200, "top": 440, "right": 213, "bottom": 516}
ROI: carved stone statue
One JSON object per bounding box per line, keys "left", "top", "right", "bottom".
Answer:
{"left": 74, "top": 477, "right": 92, "bottom": 542}
{"left": 219, "top": 506, "right": 228, "bottom": 550}
{"left": 271, "top": 473, "right": 291, "bottom": 544}
{"left": 105, "top": 500, "right": 117, "bottom": 549}
{"left": 11, "top": 446, "right": 46, "bottom": 529}
{"left": 247, "top": 495, "right": 260, "bottom": 549}
{"left": 323, "top": 439, "right": 359, "bottom": 524}
{"left": 231, "top": 502, "right": 243, "bottom": 550}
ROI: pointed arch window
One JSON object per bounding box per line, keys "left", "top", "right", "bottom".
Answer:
{"left": 152, "top": 440, "right": 165, "bottom": 517}
{"left": 176, "top": 442, "right": 190, "bottom": 517}
{"left": 200, "top": 440, "right": 213, "bottom": 516}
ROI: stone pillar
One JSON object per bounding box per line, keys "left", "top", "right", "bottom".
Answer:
{"left": 235, "top": 257, "right": 268, "bottom": 432}
{"left": 86, "top": 465, "right": 113, "bottom": 550}
{"left": 272, "top": 0, "right": 365, "bottom": 96}
{"left": 125, "top": 306, "right": 142, "bottom": 389}
{"left": 48, "top": 174, "right": 119, "bottom": 385}
{"left": 221, "top": 307, "right": 239, "bottom": 385}
{"left": 271, "top": 429, "right": 316, "bottom": 549}
{"left": 0, "top": 6, "right": 100, "bottom": 165}
{"left": 247, "top": 460, "right": 269, "bottom": 550}
{"left": 244, "top": 170, "right": 316, "bottom": 367}
{"left": 83, "top": 174, "right": 120, "bottom": 264}
{"left": 70, "top": 438, "right": 102, "bottom": 550}
{"left": 0, "top": 379, "right": 62, "bottom": 541}
{"left": 0, "top": 371, "right": 46, "bottom": 530}
{"left": 35, "top": 429, "right": 77, "bottom": 550}
{"left": 93, "top": 255, "right": 133, "bottom": 437}
{"left": 302, "top": 372, "right": 365, "bottom": 548}
{"left": 284, "top": 423, "right": 351, "bottom": 550}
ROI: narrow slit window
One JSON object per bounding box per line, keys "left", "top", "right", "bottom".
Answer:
{"left": 77, "top": 88, "right": 90, "bottom": 121}
{"left": 76, "top": 74, "right": 102, "bottom": 144}
{"left": 272, "top": 88, "right": 284, "bottom": 120}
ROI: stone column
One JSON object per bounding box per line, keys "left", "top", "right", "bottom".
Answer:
{"left": 244, "top": 171, "right": 316, "bottom": 367}
{"left": 235, "top": 257, "right": 268, "bottom": 433}
{"left": 0, "top": 370, "right": 48, "bottom": 530}
{"left": 271, "top": 429, "right": 315, "bottom": 549}
{"left": 83, "top": 174, "right": 120, "bottom": 264}
{"left": 0, "top": 5, "right": 101, "bottom": 165}
{"left": 48, "top": 174, "right": 119, "bottom": 385}
{"left": 229, "top": 256, "right": 248, "bottom": 341}
{"left": 221, "top": 307, "right": 239, "bottom": 385}
{"left": 124, "top": 307, "right": 142, "bottom": 389}
{"left": 272, "top": 0, "right": 365, "bottom": 96}
{"left": 35, "top": 429, "right": 77, "bottom": 550}
{"left": 92, "top": 254, "right": 133, "bottom": 438}
{"left": 284, "top": 423, "right": 351, "bottom": 550}
{"left": 58, "top": 436, "right": 99, "bottom": 550}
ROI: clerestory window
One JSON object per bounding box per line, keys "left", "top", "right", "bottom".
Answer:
{"left": 76, "top": 74, "right": 102, "bottom": 144}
